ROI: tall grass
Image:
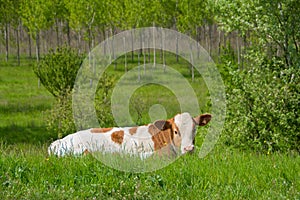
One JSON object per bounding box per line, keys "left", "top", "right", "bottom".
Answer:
{"left": 0, "top": 58, "right": 55, "bottom": 144}
{"left": 0, "top": 142, "right": 299, "bottom": 199}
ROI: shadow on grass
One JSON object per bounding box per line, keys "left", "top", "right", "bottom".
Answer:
{"left": 0, "top": 123, "right": 56, "bottom": 145}
{"left": 0, "top": 103, "right": 52, "bottom": 114}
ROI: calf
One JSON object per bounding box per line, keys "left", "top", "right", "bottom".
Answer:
{"left": 48, "top": 112, "right": 211, "bottom": 158}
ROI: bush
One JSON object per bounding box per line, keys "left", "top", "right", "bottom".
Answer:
{"left": 220, "top": 54, "right": 300, "bottom": 153}
{"left": 46, "top": 89, "right": 76, "bottom": 138}
{"left": 36, "top": 46, "right": 117, "bottom": 138}
{"left": 34, "top": 46, "right": 84, "bottom": 98}
{"left": 34, "top": 46, "right": 84, "bottom": 138}
{"left": 46, "top": 73, "right": 116, "bottom": 138}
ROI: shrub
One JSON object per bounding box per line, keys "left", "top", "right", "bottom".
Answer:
{"left": 34, "top": 46, "right": 84, "bottom": 138}
{"left": 34, "top": 46, "right": 115, "bottom": 138}
{"left": 46, "top": 89, "right": 76, "bottom": 138}
{"left": 220, "top": 53, "right": 300, "bottom": 153}
{"left": 33, "top": 46, "right": 84, "bottom": 98}
{"left": 46, "top": 72, "right": 116, "bottom": 138}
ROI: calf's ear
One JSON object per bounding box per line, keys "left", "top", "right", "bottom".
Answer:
{"left": 154, "top": 120, "right": 171, "bottom": 130}
{"left": 193, "top": 114, "right": 212, "bottom": 126}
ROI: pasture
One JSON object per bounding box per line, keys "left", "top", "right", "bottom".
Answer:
{"left": 0, "top": 58, "right": 299, "bottom": 199}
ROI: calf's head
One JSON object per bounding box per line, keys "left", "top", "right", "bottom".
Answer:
{"left": 151, "top": 112, "right": 212, "bottom": 155}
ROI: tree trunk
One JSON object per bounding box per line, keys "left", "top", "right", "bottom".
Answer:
{"left": 148, "top": 48, "right": 151, "bottom": 63}
{"left": 56, "top": 19, "right": 60, "bottom": 47}
{"left": 66, "top": 21, "right": 71, "bottom": 46}
{"left": 208, "top": 24, "right": 212, "bottom": 59}
{"left": 162, "top": 28, "right": 166, "bottom": 71}
{"left": 241, "top": 34, "right": 247, "bottom": 69}
{"left": 36, "top": 31, "right": 41, "bottom": 87}
{"left": 123, "top": 37, "right": 127, "bottom": 72}
{"left": 284, "top": 33, "right": 291, "bottom": 67}
{"left": 153, "top": 26, "right": 156, "bottom": 68}
{"left": 236, "top": 31, "right": 240, "bottom": 68}
{"left": 223, "top": 31, "right": 227, "bottom": 49}
{"left": 143, "top": 41, "right": 146, "bottom": 75}
{"left": 196, "top": 25, "right": 200, "bottom": 59}
{"left": 139, "top": 30, "right": 143, "bottom": 61}
{"left": 160, "top": 28, "right": 163, "bottom": 62}
{"left": 5, "top": 23, "right": 9, "bottom": 62}
{"left": 16, "top": 21, "right": 20, "bottom": 66}
{"left": 36, "top": 31, "right": 40, "bottom": 62}
{"left": 176, "top": 34, "right": 179, "bottom": 63}
{"left": 43, "top": 30, "right": 48, "bottom": 54}
{"left": 205, "top": 25, "right": 208, "bottom": 55}
{"left": 190, "top": 39, "right": 194, "bottom": 82}
{"left": 110, "top": 28, "right": 116, "bottom": 70}
{"left": 148, "top": 32, "right": 151, "bottom": 63}
{"left": 131, "top": 29, "right": 134, "bottom": 62}
{"left": 292, "top": 34, "right": 298, "bottom": 54}
{"left": 102, "top": 29, "right": 106, "bottom": 56}
{"left": 28, "top": 31, "right": 32, "bottom": 58}
{"left": 218, "top": 29, "right": 221, "bottom": 63}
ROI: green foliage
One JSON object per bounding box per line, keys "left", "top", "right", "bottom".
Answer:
{"left": 177, "top": 0, "right": 211, "bottom": 33}
{"left": 33, "top": 46, "right": 83, "bottom": 137}
{"left": 0, "top": 0, "right": 18, "bottom": 25}
{"left": 46, "top": 90, "right": 76, "bottom": 138}
{"left": 214, "top": 0, "right": 300, "bottom": 152}
{"left": 94, "top": 73, "right": 116, "bottom": 128}
{"left": 20, "top": 0, "right": 55, "bottom": 37}
{"left": 221, "top": 53, "right": 300, "bottom": 153}
{"left": 215, "top": 0, "right": 300, "bottom": 67}
{"left": 34, "top": 46, "right": 84, "bottom": 98}
{"left": 65, "top": 0, "right": 100, "bottom": 32}
{"left": 45, "top": 72, "right": 117, "bottom": 138}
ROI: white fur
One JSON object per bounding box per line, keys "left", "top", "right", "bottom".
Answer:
{"left": 174, "top": 113, "right": 196, "bottom": 154}
{"left": 48, "top": 127, "right": 155, "bottom": 158}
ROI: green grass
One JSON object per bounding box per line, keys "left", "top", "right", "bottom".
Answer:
{"left": 0, "top": 57, "right": 299, "bottom": 199}
{"left": 0, "top": 58, "right": 55, "bottom": 144}
{"left": 0, "top": 143, "right": 299, "bottom": 199}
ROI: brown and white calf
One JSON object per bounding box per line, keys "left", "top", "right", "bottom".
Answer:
{"left": 48, "top": 112, "right": 211, "bottom": 158}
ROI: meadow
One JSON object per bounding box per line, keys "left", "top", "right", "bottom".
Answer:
{"left": 0, "top": 57, "right": 299, "bottom": 199}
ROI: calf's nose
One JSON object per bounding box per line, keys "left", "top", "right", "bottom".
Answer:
{"left": 184, "top": 145, "right": 194, "bottom": 153}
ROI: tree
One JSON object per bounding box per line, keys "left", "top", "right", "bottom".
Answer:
{"left": 215, "top": 0, "right": 300, "bottom": 68}
{"left": 20, "top": 0, "right": 55, "bottom": 61}
{"left": 51, "top": 0, "right": 69, "bottom": 47}
{"left": 65, "top": 0, "right": 102, "bottom": 52}
{"left": 215, "top": 0, "right": 300, "bottom": 152}
{"left": 0, "top": 0, "right": 15, "bottom": 61}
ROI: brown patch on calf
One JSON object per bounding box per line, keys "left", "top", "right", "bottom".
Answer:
{"left": 111, "top": 130, "right": 124, "bottom": 144}
{"left": 83, "top": 149, "right": 90, "bottom": 155}
{"left": 150, "top": 125, "right": 173, "bottom": 151}
{"left": 91, "top": 127, "right": 113, "bottom": 133}
{"left": 129, "top": 127, "right": 138, "bottom": 135}
{"left": 173, "top": 133, "right": 182, "bottom": 148}
{"left": 149, "top": 118, "right": 180, "bottom": 151}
